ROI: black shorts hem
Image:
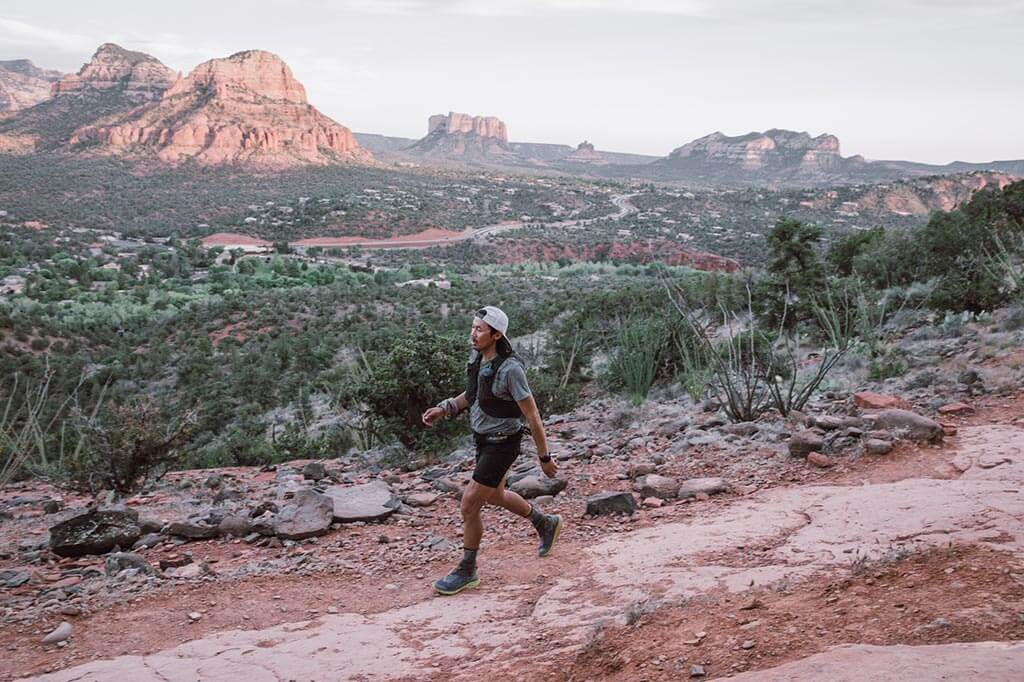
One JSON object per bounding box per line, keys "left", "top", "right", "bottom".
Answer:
{"left": 471, "top": 436, "right": 522, "bottom": 488}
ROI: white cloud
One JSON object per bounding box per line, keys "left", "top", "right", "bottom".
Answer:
{"left": 0, "top": 15, "right": 96, "bottom": 52}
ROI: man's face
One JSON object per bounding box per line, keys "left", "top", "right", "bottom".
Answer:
{"left": 470, "top": 318, "right": 496, "bottom": 352}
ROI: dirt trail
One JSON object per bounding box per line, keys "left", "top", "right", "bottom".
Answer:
{"left": 26, "top": 420, "right": 1024, "bottom": 681}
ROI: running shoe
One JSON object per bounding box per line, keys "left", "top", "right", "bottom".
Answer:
{"left": 433, "top": 568, "right": 480, "bottom": 595}
{"left": 537, "top": 514, "right": 564, "bottom": 557}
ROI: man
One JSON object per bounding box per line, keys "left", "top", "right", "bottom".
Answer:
{"left": 421, "top": 306, "right": 563, "bottom": 596}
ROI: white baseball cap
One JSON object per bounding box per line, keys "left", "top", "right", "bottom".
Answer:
{"left": 475, "top": 306, "right": 509, "bottom": 336}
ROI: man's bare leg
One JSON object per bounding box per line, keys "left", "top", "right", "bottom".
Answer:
{"left": 488, "top": 475, "right": 564, "bottom": 557}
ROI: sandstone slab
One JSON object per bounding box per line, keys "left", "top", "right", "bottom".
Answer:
{"left": 324, "top": 481, "right": 399, "bottom": 523}
{"left": 273, "top": 490, "right": 334, "bottom": 540}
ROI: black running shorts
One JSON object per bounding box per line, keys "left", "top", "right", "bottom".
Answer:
{"left": 471, "top": 432, "right": 523, "bottom": 488}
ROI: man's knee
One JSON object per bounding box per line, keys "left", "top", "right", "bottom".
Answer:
{"left": 460, "top": 484, "right": 490, "bottom": 517}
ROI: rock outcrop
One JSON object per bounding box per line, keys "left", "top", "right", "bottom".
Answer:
{"left": 0, "top": 59, "right": 63, "bottom": 111}
{"left": 0, "top": 44, "right": 176, "bottom": 152}
{"left": 406, "top": 111, "right": 515, "bottom": 162}
{"left": 51, "top": 43, "right": 176, "bottom": 102}
{"left": 564, "top": 140, "right": 608, "bottom": 165}
{"left": 652, "top": 128, "right": 872, "bottom": 186}
{"left": 69, "top": 49, "right": 372, "bottom": 166}
{"left": 427, "top": 112, "right": 507, "bottom": 142}
{"left": 69, "top": 49, "right": 370, "bottom": 167}
{"left": 853, "top": 171, "right": 1016, "bottom": 216}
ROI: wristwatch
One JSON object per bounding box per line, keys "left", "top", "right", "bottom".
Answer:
{"left": 538, "top": 454, "right": 552, "bottom": 463}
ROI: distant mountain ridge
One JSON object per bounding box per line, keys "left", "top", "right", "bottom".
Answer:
{"left": 0, "top": 43, "right": 178, "bottom": 153}
{"left": 0, "top": 44, "right": 368, "bottom": 167}
{"left": 70, "top": 49, "right": 369, "bottom": 167}
{"left": 0, "top": 44, "right": 1021, "bottom": 182}
{"left": 0, "top": 59, "right": 64, "bottom": 112}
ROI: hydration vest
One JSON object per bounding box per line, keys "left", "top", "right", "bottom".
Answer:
{"left": 466, "top": 351, "right": 523, "bottom": 418}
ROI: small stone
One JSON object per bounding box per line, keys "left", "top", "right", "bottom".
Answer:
{"left": 59, "top": 605, "right": 81, "bottom": 617}
{"left": 633, "top": 474, "right": 679, "bottom": 500}
{"left": 690, "top": 664, "right": 706, "bottom": 677}
{"left": 807, "top": 452, "right": 833, "bottom": 468}
{"left": 302, "top": 461, "right": 328, "bottom": 481}
{"left": 864, "top": 438, "right": 893, "bottom": 455}
{"left": 789, "top": 430, "right": 825, "bottom": 457}
{"left": 585, "top": 491, "right": 638, "bottom": 515}
{"left": 188, "top": 611, "right": 203, "bottom": 621}
{"left": 327, "top": 606, "right": 338, "bottom": 614}
{"left": 642, "top": 497, "right": 664, "bottom": 508}
{"left": 741, "top": 640, "right": 755, "bottom": 650}
{"left": 853, "top": 392, "right": 910, "bottom": 410}
{"left": 404, "top": 492, "right": 439, "bottom": 507}
{"left": 938, "top": 402, "right": 974, "bottom": 415}
{"left": 41, "top": 622, "right": 72, "bottom": 644}
{"left": 677, "top": 477, "right": 729, "bottom": 499}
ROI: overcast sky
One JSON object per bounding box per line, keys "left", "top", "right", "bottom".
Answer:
{"left": 2, "top": 0, "right": 1021, "bottom": 163}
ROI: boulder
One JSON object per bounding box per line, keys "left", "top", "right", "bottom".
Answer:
{"left": 273, "top": 490, "right": 334, "bottom": 540}
{"left": 48, "top": 509, "right": 141, "bottom": 558}
{"left": 868, "top": 409, "right": 944, "bottom": 443}
{"left": 510, "top": 475, "right": 567, "bottom": 499}
{"left": 633, "top": 474, "right": 679, "bottom": 500}
{"left": 854, "top": 392, "right": 911, "bottom": 410}
{"left": 585, "top": 491, "right": 638, "bottom": 516}
{"left": 324, "top": 480, "right": 399, "bottom": 523}
{"left": 789, "top": 429, "right": 825, "bottom": 457}
{"left": 677, "top": 477, "right": 729, "bottom": 499}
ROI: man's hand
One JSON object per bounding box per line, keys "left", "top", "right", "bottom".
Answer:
{"left": 539, "top": 457, "right": 558, "bottom": 478}
{"left": 421, "top": 406, "right": 445, "bottom": 427}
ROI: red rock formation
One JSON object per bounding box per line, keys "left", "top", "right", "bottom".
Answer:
{"left": 427, "top": 112, "right": 507, "bottom": 143}
{"left": 51, "top": 43, "right": 176, "bottom": 102}
{"left": 565, "top": 140, "right": 607, "bottom": 165}
{"left": 0, "top": 60, "right": 63, "bottom": 111}
{"left": 70, "top": 50, "right": 370, "bottom": 167}
{"left": 840, "top": 172, "right": 1017, "bottom": 216}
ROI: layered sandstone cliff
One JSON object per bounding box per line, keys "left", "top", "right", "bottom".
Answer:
{"left": 654, "top": 129, "right": 876, "bottom": 186}
{"left": 0, "top": 44, "right": 177, "bottom": 152}
{"left": 51, "top": 43, "right": 177, "bottom": 102}
{"left": 0, "top": 60, "right": 63, "bottom": 112}
{"left": 69, "top": 50, "right": 370, "bottom": 167}
{"left": 855, "top": 172, "right": 1016, "bottom": 216}
{"left": 426, "top": 112, "right": 507, "bottom": 143}
{"left": 408, "top": 111, "right": 514, "bottom": 161}
{"left": 564, "top": 140, "right": 607, "bottom": 165}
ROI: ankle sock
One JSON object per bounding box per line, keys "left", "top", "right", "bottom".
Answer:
{"left": 457, "top": 547, "right": 478, "bottom": 573}
{"left": 527, "top": 505, "right": 546, "bottom": 530}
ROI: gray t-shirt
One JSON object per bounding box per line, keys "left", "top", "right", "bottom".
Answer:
{"left": 468, "top": 350, "right": 532, "bottom": 434}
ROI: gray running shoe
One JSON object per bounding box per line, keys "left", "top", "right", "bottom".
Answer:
{"left": 537, "top": 514, "right": 564, "bottom": 557}
{"left": 433, "top": 567, "right": 480, "bottom": 596}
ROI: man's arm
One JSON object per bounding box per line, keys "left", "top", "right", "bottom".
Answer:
{"left": 422, "top": 391, "right": 468, "bottom": 426}
{"left": 516, "top": 395, "right": 556, "bottom": 478}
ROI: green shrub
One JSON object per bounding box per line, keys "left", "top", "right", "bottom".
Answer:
{"left": 606, "top": 318, "right": 662, "bottom": 405}
{"left": 66, "top": 398, "right": 196, "bottom": 495}
{"left": 345, "top": 324, "right": 466, "bottom": 456}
